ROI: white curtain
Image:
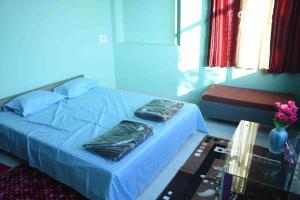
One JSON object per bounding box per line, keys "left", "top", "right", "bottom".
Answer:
{"left": 235, "top": 0, "right": 275, "bottom": 70}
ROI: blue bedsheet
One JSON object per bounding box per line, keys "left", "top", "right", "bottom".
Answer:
{"left": 0, "top": 86, "right": 207, "bottom": 200}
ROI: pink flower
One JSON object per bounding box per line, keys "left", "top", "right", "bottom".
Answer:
{"left": 275, "top": 102, "right": 282, "bottom": 109}
{"left": 273, "top": 100, "right": 298, "bottom": 126}
{"left": 280, "top": 104, "right": 290, "bottom": 114}
{"left": 290, "top": 112, "right": 297, "bottom": 121}
{"left": 289, "top": 117, "right": 297, "bottom": 124}
{"left": 288, "top": 101, "right": 296, "bottom": 108}
{"left": 275, "top": 112, "right": 286, "bottom": 121}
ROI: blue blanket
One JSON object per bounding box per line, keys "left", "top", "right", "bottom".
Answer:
{"left": 0, "top": 86, "right": 207, "bottom": 200}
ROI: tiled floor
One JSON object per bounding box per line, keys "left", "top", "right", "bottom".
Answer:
{"left": 0, "top": 118, "right": 269, "bottom": 199}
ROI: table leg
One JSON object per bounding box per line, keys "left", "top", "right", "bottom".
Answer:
{"left": 220, "top": 172, "right": 232, "bottom": 200}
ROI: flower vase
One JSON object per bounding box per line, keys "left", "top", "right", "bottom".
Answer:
{"left": 269, "top": 126, "right": 288, "bottom": 154}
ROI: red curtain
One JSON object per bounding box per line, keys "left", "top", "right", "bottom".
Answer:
{"left": 269, "top": 0, "right": 300, "bottom": 73}
{"left": 208, "top": 0, "right": 240, "bottom": 67}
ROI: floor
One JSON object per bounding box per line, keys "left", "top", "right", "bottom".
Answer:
{"left": 0, "top": 118, "right": 269, "bottom": 199}
{"left": 139, "top": 118, "right": 271, "bottom": 199}
{"left": 0, "top": 149, "right": 22, "bottom": 168}
{"left": 138, "top": 118, "right": 243, "bottom": 199}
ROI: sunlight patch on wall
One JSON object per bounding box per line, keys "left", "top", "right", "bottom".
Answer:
{"left": 178, "top": 27, "right": 201, "bottom": 72}
{"left": 177, "top": 0, "right": 203, "bottom": 97}
{"left": 203, "top": 67, "right": 227, "bottom": 87}
{"left": 232, "top": 68, "right": 256, "bottom": 79}
{"left": 177, "top": 27, "right": 201, "bottom": 96}
{"left": 177, "top": 70, "right": 199, "bottom": 96}
{"left": 181, "top": 0, "right": 202, "bottom": 30}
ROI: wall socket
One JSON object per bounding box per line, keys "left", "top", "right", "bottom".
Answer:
{"left": 99, "top": 34, "right": 108, "bottom": 44}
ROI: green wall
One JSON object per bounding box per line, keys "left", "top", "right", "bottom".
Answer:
{"left": 1, "top": 0, "right": 299, "bottom": 104}
{"left": 120, "top": 0, "right": 175, "bottom": 44}
{"left": 112, "top": 0, "right": 300, "bottom": 103}
{"left": 0, "top": 0, "right": 115, "bottom": 99}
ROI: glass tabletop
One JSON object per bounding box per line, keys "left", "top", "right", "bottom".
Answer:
{"left": 218, "top": 120, "right": 300, "bottom": 197}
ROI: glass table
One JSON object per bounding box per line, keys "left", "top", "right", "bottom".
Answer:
{"left": 217, "top": 120, "right": 300, "bottom": 200}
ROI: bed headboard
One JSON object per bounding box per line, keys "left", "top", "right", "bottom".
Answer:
{"left": 0, "top": 75, "right": 84, "bottom": 111}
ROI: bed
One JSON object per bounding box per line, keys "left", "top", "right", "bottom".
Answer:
{"left": 0, "top": 76, "right": 207, "bottom": 200}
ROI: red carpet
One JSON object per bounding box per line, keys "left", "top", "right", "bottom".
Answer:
{"left": 0, "top": 163, "right": 10, "bottom": 175}
{"left": 0, "top": 164, "right": 86, "bottom": 200}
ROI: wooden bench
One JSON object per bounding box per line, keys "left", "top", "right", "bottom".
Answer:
{"left": 199, "top": 84, "right": 295, "bottom": 125}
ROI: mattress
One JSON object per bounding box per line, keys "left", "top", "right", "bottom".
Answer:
{"left": 202, "top": 84, "right": 295, "bottom": 111}
{"left": 0, "top": 86, "right": 207, "bottom": 200}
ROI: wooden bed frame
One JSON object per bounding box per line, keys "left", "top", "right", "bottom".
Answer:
{"left": 0, "top": 75, "right": 84, "bottom": 111}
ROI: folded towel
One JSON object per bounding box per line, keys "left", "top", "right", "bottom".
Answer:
{"left": 135, "top": 99, "right": 184, "bottom": 122}
{"left": 83, "top": 120, "right": 153, "bottom": 161}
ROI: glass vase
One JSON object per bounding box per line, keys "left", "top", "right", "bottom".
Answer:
{"left": 269, "top": 126, "right": 288, "bottom": 154}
